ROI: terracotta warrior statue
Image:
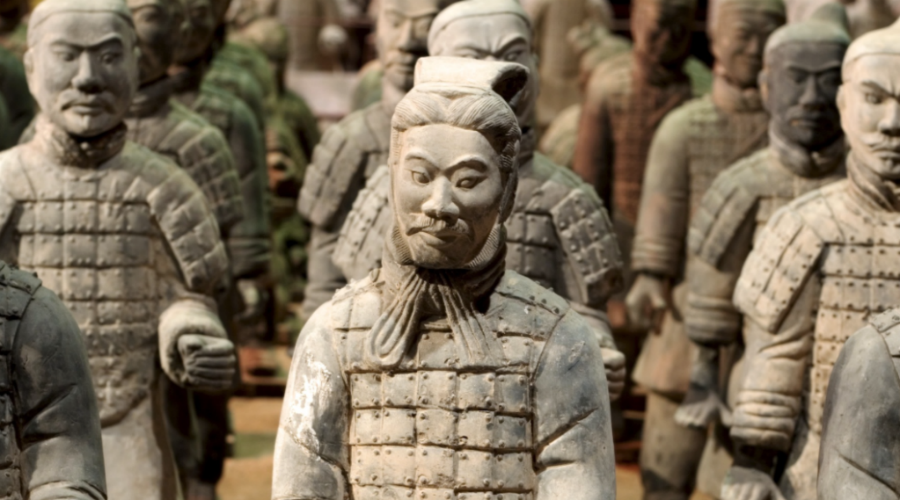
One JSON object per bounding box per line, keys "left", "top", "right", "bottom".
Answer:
{"left": 297, "top": 0, "right": 460, "bottom": 321}
{"left": 333, "top": 0, "right": 627, "bottom": 400}
{"left": 675, "top": 1, "right": 849, "bottom": 493}
{"left": 572, "top": 0, "right": 703, "bottom": 334}
{"left": 0, "top": 0, "right": 31, "bottom": 147}
{"left": 273, "top": 56, "right": 617, "bottom": 500}
{"left": 787, "top": 0, "right": 900, "bottom": 38}
{"left": 724, "top": 16, "right": 900, "bottom": 500}
{"left": 0, "top": 0, "right": 237, "bottom": 498}
{"left": 624, "top": 0, "right": 785, "bottom": 497}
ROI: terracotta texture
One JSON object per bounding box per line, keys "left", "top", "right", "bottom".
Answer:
{"left": 4, "top": 1, "right": 237, "bottom": 497}
{"left": 787, "top": 0, "right": 900, "bottom": 37}
{"left": 273, "top": 56, "right": 616, "bottom": 500}
{"left": 332, "top": 0, "right": 626, "bottom": 400}
{"left": 623, "top": 0, "right": 785, "bottom": 497}
{"left": 725, "top": 16, "right": 900, "bottom": 500}
{"left": 297, "top": 0, "right": 461, "bottom": 320}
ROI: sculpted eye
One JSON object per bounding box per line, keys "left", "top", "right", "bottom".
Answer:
{"left": 503, "top": 50, "right": 523, "bottom": 62}
{"left": 866, "top": 93, "right": 884, "bottom": 105}
{"left": 411, "top": 171, "right": 430, "bottom": 185}
{"left": 457, "top": 176, "right": 483, "bottom": 189}
{"left": 55, "top": 50, "right": 76, "bottom": 62}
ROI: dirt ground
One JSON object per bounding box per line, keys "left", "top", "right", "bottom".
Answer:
{"left": 218, "top": 398, "right": 714, "bottom": 500}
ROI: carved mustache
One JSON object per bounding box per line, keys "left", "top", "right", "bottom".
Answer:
{"left": 406, "top": 216, "right": 471, "bottom": 239}
{"left": 864, "top": 137, "right": 900, "bottom": 152}
{"left": 61, "top": 93, "right": 115, "bottom": 113}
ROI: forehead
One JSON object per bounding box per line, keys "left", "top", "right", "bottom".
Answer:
{"left": 437, "top": 14, "right": 530, "bottom": 42}
{"left": 33, "top": 12, "right": 133, "bottom": 46}
{"left": 847, "top": 53, "right": 900, "bottom": 83}
{"left": 717, "top": 5, "right": 782, "bottom": 29}
{"left": 766, "top": 41, "right": 846, "bottom": 68}
{"left": 129, "top": 0, "right": 168, "bottom": 8}
{"left": 400, "top": 124, "right": 499, "bottom": 166}
{"left": 382, "top": 0, "right": 443, "bottom": 18}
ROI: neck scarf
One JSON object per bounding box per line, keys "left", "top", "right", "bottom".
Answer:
{"left": 129, "top": 76, "right": 174, "bottom": 118}
{"left": 848, "top": 153, "right": 900, "bottom": 212}
{"left": 364, "top": 224, "right": 507, "bottom": 370}
{"left": 36, "top": 115, "right": 127, "bottom": 169}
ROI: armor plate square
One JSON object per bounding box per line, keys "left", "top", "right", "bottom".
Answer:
{"left": 416, "top": 446, "right": 455, "bottom": 488}
{"left": 63, "top": 201, "right": 98, "bottom": 232}
{"left": 384, "top": 372, "right": 417, "bottom": 407}
{"left": 457, "top": 450, "right": 492, "bottom": 489}
{"left": 495, "top": 375, "right": 529, "bottom": 415}
{"left": 418, "top": 332, "right": 458, "bottom": 370}
{"left": 354, "top": 446, "right": 384, "bottom": 486}
{"left": 62, "top": 234, "right": 97, "bottom": 267}
{"left": 62, "top": 268, "right": 97, "bottom": 300}
{"left": 493, "top": 416, "right": 531, "bottom": 450}
{"left": 32, "top": 202, "right": 62, "bottom": 233}
{"left": 874, "top": 248, "right": 900, "bottom": 279}
{"left": 417, "top": 371, "right": 458, "bottom": 409}
{"left": 458, "top": 411, "right": 494, "bottom": 449}
{"left": 524, "top": 214, "right": 556, "bottom": 247}
{"left": 351, "top": 485, "right": 382, "bottom": 500}
{"left": 98, "top": 267, "right": 154, "bottom": 301}
{"left": 97, "top": 235, "right": 152, "bottom": 267}
{"left": 344, "top": 330, "right": 368, "bottom": 370}
{"left": 416, "top": 409, "right": 458, "bottom": 447}
{"left": 381, "top": 446, "right": 416, "bottom": 486}
{"left": 459, "top": 373, "right": 495, "bottom": 410}
{"left": 493, "top": 452, "right": 535, "bottom": 490}
{"left": 381, "top": 409, "right": 415, "bottom": 445}
{"left": 499, "top": 337, "right": 532, "bottom": 369}
{"left": 351, "top": 373, "right": 383, "bottom": 408}
{"left": 352, "top": 409, "right": 383, "bottom": 445}
{"left": 29, "top": 234, "right": 64, "bottom": 267}
{"left": 873, "top": 280, "right": 900, "bottom": 310}
{"left": 124, "top": 204, "right": 152, "bottom": 234}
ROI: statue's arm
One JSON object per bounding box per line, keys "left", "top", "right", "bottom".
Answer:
{"left": 818, "top": 327, "right": 900, "bottom": 500}
{"left": 16, "top": 288, "right": 106, "bottom": 500}
{"left": 533, "top": 310, "right": 616, "bottom": 500}
{"left": 631, "top": 108, "right": 691, "bottom": 278}
{"left": 572, "top": 71, "right": 614, "bottom": 204}
{"left": 272, "top": 306, "right": 349, "bottom": 500}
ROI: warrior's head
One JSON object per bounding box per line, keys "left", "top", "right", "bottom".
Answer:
{"left": 389, "top": 57, "right": 526, "bottom": 270}
{"left": 761, "top": 2, "right": 849, "bottom": 151}
{"left": 175, "top": 0, "right": 224, "bottom": 64}
{"left": 126, "top": 0, "right": 185, "bottom": 84}
{"left": 710, "top": 0, "right": 786, "bottom": 89}
{"left": 839, "top": 16, "right": 900, "bottom": 178}
{"left": 376, "top": 0, "right": 460, "bottom": 94}
{"left": 231, "top": 17, "right": 288, "bottom": 91}
{"left": 631, "top": 0, "right": 696, "bottom": 71}
{"left": 427, "top": 0, "right": 536, "bottom": 129}
{"left": 26, "top": 0, "right": 140, "bottom": 138}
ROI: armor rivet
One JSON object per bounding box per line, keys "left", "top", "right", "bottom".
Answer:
{"left": 517, "top": 440, "right": 525, "bottom": 447}
{"left": 354, "top": 400, "right": 360, "bottom": 406}
{"left": 384, "top": 411, "right": 390, "bottom": 416}
{"left": 422, "top": 449, "right": 428, "bottom": 456}
{"left": 484, "top": 440, "right": 491, "bottom": 446}
{"left": 408, "top": 450, "right": 414, "bottom": 457}
{"left": 407, "top": 491, "right": 413, "bottom": 498}
{"left": 448, "top": 374, "right": 454, "bottom": 379}
{"left": 483, "top": 479, "right": 490, "bottom": 486}
{"left": 408, "top": 375, "right": 414, "bottom": 381}
{"left": 461, "top": 374, "right": 467, "bottom": 380}
{"left": 420, "top": 413, "right": 427, "bottom": 420}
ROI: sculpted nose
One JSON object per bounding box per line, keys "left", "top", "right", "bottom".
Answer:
{"left": 72, "top": 53, "right": 104, "bottom": 94}
{"left": 879, "top": 101, "right": 900, "bottom": 137}
{"left": 421, "top": 180, "right": 460, "bottom": 223}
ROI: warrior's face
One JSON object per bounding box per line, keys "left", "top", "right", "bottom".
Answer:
{"left": 839, "top": 53, "right": 900, "bottom": 179}
{"left": 764, "top": 41, "right": 845, "bottom": 151}
{"left": 712, "top": 5, "right": 783, "bottom": 88}
{"left": 428, "top": 13, "right": 537, "bottom": 129}
{"left": 175, "top": 0, "right": 216, "bottom": 64}
{"left": 129, "top": 0, "right": 184, "bottom": 84}
{"left": 377, "top": 0, "right": 442, "bottom": 92}
{"left": 393, "top": 124, "right": 505, "bottom": 269}
{"left": 25, "top": 11, "right": 139, "bottom": 137}
{"left": 632, "top": 0, "right": 693, "bottom": 69}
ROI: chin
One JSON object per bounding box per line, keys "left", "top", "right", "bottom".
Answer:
{"left": 63, "top": 116, "right": 116, "bottom": 138}
{"left": 408, "top": 244, "right": 465, "bottom": 270}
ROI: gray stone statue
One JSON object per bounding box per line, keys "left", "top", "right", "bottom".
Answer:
{"left": 272, "top": 56, "right": 617, "bottom": 500}
{"left": 725, "top": 15, "right": 900, "bottom": 500}
{"left": 624, "top": 0, "right": 785, "bottom": 497}
{"left": 674, "top": 3, "right": 850, "bottom": 496}
{"left": 332, "top": 0, "right": 627, "bottom": 400}
{"left": 297, "top": 0, "right": 460, "bottom": 322}
{"left": 0, "top": 0, "right": 237, "bottom": 497}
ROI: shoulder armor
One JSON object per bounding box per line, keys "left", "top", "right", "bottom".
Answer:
{"left": 328, "top": 274, "right": 383, "bottom": 332}
{"left": 487, "top": 271, "right": 568, "bottom": 342}
{"left": 192, "top": 87, "right": 234, "bottom": 132}
{"left": 298, "top": 106, "right": 382, "bottom": 228}
{"left": 0, "top": 262, "right": 40, "bottom": 320}
{"left": 333, "top": 165, "right": 392, "bottom": 280}
{"left": 870, "top": 308, "right": 900, "bottom": 357}
{"left": 689, "top": 149, "right": 770, "bottom": 265}
{"left": 135, "top": 147, "right": 229, "bottom": 294}
{"left": 550, "top": 187, "right": 624, "bottom": 302}
{"left": 733, "top": 202, "right": 827, "bottom": 332}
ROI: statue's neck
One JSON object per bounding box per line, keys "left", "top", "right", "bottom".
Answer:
{"left": 129, "top": 76, "right": 174, "bottom": 118}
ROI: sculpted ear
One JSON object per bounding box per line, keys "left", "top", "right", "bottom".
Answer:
{"left": 489, "top": 63, "right": 528, "bottom": 108}
{"left": 758, "top": 69, "right": 770, "bottom": 113}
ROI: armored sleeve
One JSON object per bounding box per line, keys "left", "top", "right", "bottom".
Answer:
{"left": 730, "top": 209, "right": 824, "bottom": 452}
{"left": 333, "top": 165, "right": 392, "bottom": 282}
{"left": 272, "top": 306, "right": 350, "bottom": 500}
{"left": 16, "top": 287, "right": 106, "bottom": 500}
{"left": 818, "top": 324, "right": 900, "bottom": 500}
{"left": 533, "top": 309, "right": 616, "bottom": 500}
{"left": 631, "top": 104, "right": 692, "bottom": 277}
{"left": 225, "top": 99, "right": 272, "bottom": 279}
{"left": 572, "top": 62, "right": 615, "bottom": 205}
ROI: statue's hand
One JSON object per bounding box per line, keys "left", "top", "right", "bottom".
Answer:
{"left": 600, "top": 348, "right": 626, "bottom": 401}
{"left": 675, "top": 382, "right": 722, "bottom": 429}
{"left": 318, "top": 24, "right": 348, "bottom": 55}
{"left": 625, "top": 273, "right": 669, "bottom": 332}
{"left": 721, "top": 466, "right": 785, "bottom": 500}
{"left": 177, "top": 334, "right": 237, "bottom": 392}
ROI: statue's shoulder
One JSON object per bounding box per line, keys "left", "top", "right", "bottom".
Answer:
{"left": 487, "top": 271, "right": 570, "bottom": 341}
{"left": 0, "top": 262, "right": 40, "bottom": 321}
{"left": 327, "top": 273, "right": 385, "bottom": 332}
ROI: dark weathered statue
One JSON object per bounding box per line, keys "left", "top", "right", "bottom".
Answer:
{"left": 273, "top": 56, "right": 617, "bottom": 500}
{"left": 297, "top": 0, "right": 460, "bottom": 321}
{"left": 333, "top": 0, "right": 627, "bottom": 401}
{"left": 624, "top": 0, "right": 785, "bottom": 497}
{"left": 2, "top": 0, "right": 237, "bottom": 497}
{"left": 726, "top": 15, "right": 900, "bottom": 500}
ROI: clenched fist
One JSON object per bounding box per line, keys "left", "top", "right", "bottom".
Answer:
{"left": 178, "top": 334, "right": 237, "bottom": 392}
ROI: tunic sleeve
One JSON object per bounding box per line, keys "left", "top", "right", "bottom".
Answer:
{"left": 533, "top": 310, "right": 616, "bottom": 500}
{"left": 16, "top": 288, "right": 106, "bottom": 500}
{"left": 272, "top": 305, "right": 349, "bottom": 500}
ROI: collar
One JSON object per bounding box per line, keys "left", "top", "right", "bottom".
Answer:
{"left": 847, "top": 153, "right": 900, "bottom": 212}
{"left": 770, "top": 129, "right": 845, "bottom": 178}
{"left": 169, "top": 59, "right": 207, "bottom": 95}
{"left": 34, "top": 115, "right": 127, "bottom": 169}
{"left": 711, "top": 68, "right": 763, "bottom": 113}
{"left": 129, "top": 76, "right": 174, "bottom": 118}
